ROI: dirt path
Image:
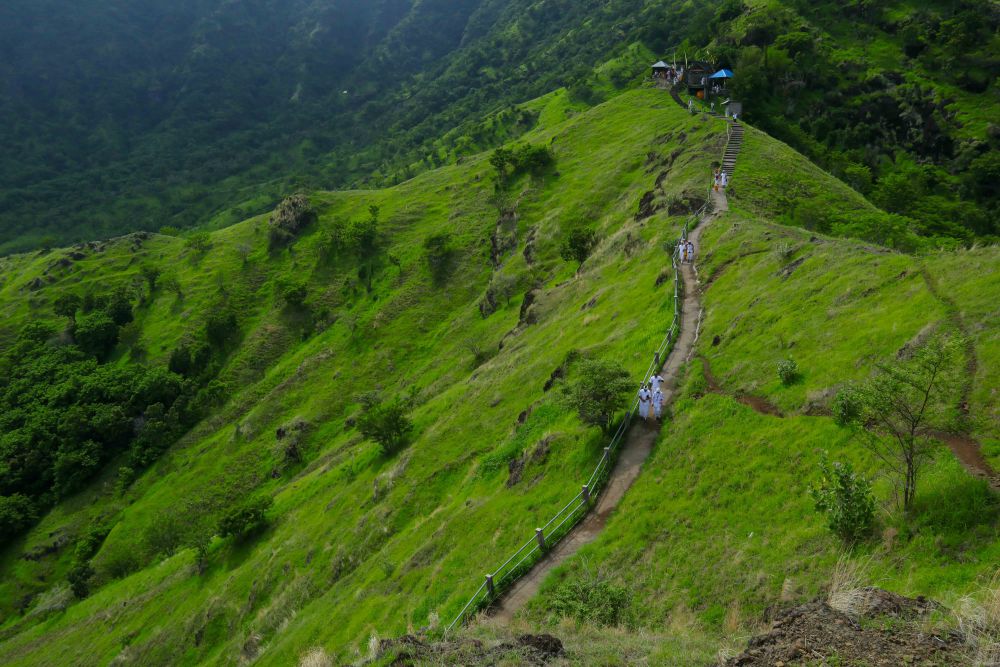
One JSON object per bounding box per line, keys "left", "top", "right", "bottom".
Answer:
{"left": 491, "top": 192, "right": 726, "bottom": 622}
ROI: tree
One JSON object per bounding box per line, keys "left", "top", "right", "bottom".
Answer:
{"left": 356, "top": 395, "right": 414, "bottom": 455}
{"left": 218, "top": 495, "right": 273, "bottom": 540}
{"left": 843, "top": 335, "right": 963, "bottom": 510}
{"left": 0, "top": 494, "right": 37, "bottom": 539}
{"left": 53, "top": 293, "right": 82, "bottom": 321}
{"left": 810, "top": 454, "right": 875, "bottom": 543}
{"left": 564, "top": 358, "right": 632, "bottom": 433}
{"left": 560, "top": 228, "right": 599, "bottom": 266}
{"left": 73, "top": 310, "right": 119, "bottom": 359}
{"left": 185, "top": 231, "right": 212, "bottom": 253}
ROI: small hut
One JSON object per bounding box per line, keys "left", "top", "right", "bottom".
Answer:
{"left": 685, "top": 60, "right": 713, "bottom": 95}
{"left": 707, "top": 69, "right": 734, "bottom": 97}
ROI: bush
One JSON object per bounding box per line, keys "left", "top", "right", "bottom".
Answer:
{"left": 277, "top": 278, "right": 308, "bottom": 308}
{"left": 185, "top": 231, "right": 212, "bottom": 253}
{"left": 777, "top": 357, "right": 799, "bottom": 385}
{"left": 218, "top": 495, "right": 273, "bottom": 540}
{"left": 356, "top": 396, "right": 414, "bottom": 456}
{"left": 833, "top": 386, "right": 862, "bottom": 426}
{"left": 547, "top": 572, "right": 633, "bottom": 627}
{"left": 810, "top": 455, "right": 876, "bottom": 543}
{"left": 205, "top": 310, "right": 239, "bottom": 348}
{"left": 423, "top": 232, "right": 456, "bottom": 285}
{"left": 560, "top": 228, "right": 599, "bottom": 266}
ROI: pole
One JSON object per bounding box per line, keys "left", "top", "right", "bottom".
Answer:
{"left": 535, "top": 528, "right": 546, "bottom": 551}
{"left": 486, "top": 574, "right": 495, "bottom": 597}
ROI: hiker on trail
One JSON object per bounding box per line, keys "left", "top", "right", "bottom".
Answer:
{"left": 638, "top": 384, "right": 652, "bottom": 422}
{"left": 688, "top": 99, "right": 694, "bottom": 114}
{"left": 653, "top": 386, "right": 665, "bottom": 420}
{"left": 686, "top": 240, "right": 695, "bottom": 263}
{"left": 678, "top": 239, "right": 687, "bottom": 262}
{"left": 710, "top": 101, "right": 715, "bottom": 113}
{"left": 651, "top": 372, "right": 665, "bottom": 393}
{"left": 713, "top": 171, "right": 721, "bottom": 192}
{"left": 721, "top": 171, "right": 729, "bottom": 189}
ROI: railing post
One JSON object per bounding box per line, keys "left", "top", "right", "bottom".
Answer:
{"left": 603, "top": 446, "right": 611, "bottom": 461}
{"left": 582, "top": 484, "right": 591, "bottom": 503}
{"left": 535, "top": 528, "right": 546, "bottom": 551}
{"left": 654, "top": 351, "right": 661, "bottom": 367}
{"left": 485, "top": 574, "right": 495, "bottom": 597}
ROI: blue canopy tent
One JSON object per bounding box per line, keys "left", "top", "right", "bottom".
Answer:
{"left": 709, "top": 69, "right": 734, "bottom": 79}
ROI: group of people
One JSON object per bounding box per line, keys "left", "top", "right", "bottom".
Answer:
{"left": 713, "top": 167, "right": 729, "bottom": 192}
{"left": 652, "top": 67, "right": 684, "bottom": 86}
{"left": 678, "top": 238, "right": 695, "bottom": 263}
{"left": 637, "top": 372, "right": 667, "bottom": 422}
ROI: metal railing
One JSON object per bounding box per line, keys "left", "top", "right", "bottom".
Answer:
{"left": 445, "top": 208, "right": 705, "bottom": 632}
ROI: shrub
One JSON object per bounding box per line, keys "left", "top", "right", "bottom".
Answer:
{"left": 810, "top": 454, "right": 876, "bottom": 543}
{"left": 218, "top": 495, "right": 273, "bottom": 540}
{"left": 205, "top": 310, "right": 239, "bottom": 348}
{"left": 560, "top": 228, "right": 599, "bottom": 266}
{"left": 185, "top": 231, "right": 212, "bottom": 253}
{"left": 777, "top": 357, "right": 799, "bottom": 385}
{"left": 356, "top": 396, "right": 414, "bottom": 456}
{"left": 423, "top": 232, "right": 456, "bottom": 284}
{"left": 548, "top": 571, "right": 633, "bottom": 627}
{"left": 66, "top": 562, "right": 95, "bottom": 598}
{"left": 277, "top": 279, "right": 308, "bottom": 308}
{"left": 833, "top": 386, "right": 862, "bottom": 426}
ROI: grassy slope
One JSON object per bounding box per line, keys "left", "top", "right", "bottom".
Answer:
{"left": 0, "top": 88, "right": 726, "bottom": 665}
{"left": 520, "top": 119, "right": 1000, "bottom": 660}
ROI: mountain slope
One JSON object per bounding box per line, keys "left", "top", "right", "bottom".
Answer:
{"left": 0, "top": 88, "right": 724, "bottom": 665}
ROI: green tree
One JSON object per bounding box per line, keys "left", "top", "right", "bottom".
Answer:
{"left": 564, "top": 358, "right": 632, "bottom": 433}
{"left": 560, "top": 228, "right": 599, "bottom": 266}
{"left": 53, "top": 293, "right": 82, "bottom": 321}
{"left": 73, "top": 310, "right": 119, "bottom": 359}
{"left": 841, "top": 335, "right": 963, "bottom": 510}
{"left": 356, "top": 395, "right": 414, "bottom": 456}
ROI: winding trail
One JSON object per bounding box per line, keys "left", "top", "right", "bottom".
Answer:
{"left": 491, "top": 191, "right": 729, "bottom": 622}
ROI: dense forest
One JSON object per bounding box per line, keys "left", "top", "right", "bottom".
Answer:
{"left": 3, "top": 0, "right": 994, "bottom": 254}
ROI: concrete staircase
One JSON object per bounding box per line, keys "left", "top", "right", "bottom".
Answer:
{"left": 722, "top": 122, "right": 744, "bottom": 178}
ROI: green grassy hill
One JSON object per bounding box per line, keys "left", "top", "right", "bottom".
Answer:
{"left": 516, "top": 119, "right": 1000, "bottom": 661}
{"left": 0, "top": 84, "right": 997, "bottom": 666}
{"left": 0, "top": 88, "right": 723, "bottom": 665}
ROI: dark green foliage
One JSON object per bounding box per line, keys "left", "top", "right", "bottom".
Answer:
{"left": 423, "top": 232, "right": 457, "bottom": 285}
{"left": 277, "top": 279, "right": 308, "bottom": 309}
{"left": 205, "top": 310, "right": 239, "bottom": 349}
{"left": 547, "top": 571, "right": 633, "bottom": 627}
{"left": 218, "top": 495, "right": 273, "bottom": 540}
{"left": 490, "top": 143, "right": 555, "bottom": 190}
{"left": 140, "top": 265, "right": 161, "bottom": 293}
{"left": 810, "top": 454, "right": 876, "bottom": 543}
{"left": 73, "top": 310, "right": 119, "bottom": 359}
{"left": 560, "top": 228, "right": 599, "bottom": 266}
{"left": 185, "top": 232, "right": 212, "bottom": 254}
{"left": 53, "top": 293, "right": 81, "bottom": 321}
{"left": 168, "top": 341, "right": 212, "bottom": 378}
{"left": 0, "top": 494, "right": 37, "bottom": 539}
{"left": 66, "top": 562, "right": 94, "bottom": 599}
{"left": 356, "top": 395, "right": 414, "bottom": 456}
{"left": 777, "top": 357, "right": 799, "bottom": 385}
{"left": 0, "top": 321, "right": 190, "bottom": 537}
{"left": 563, "top": 358, "right": 632, "bottom": 433}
